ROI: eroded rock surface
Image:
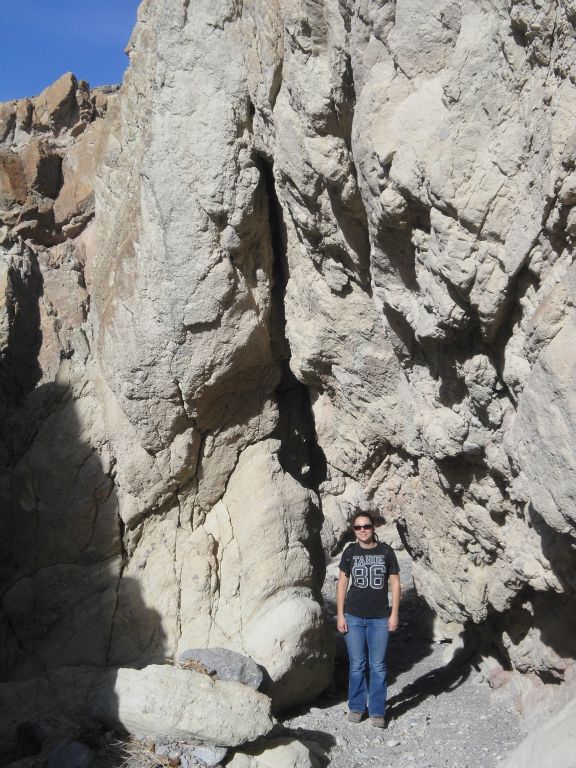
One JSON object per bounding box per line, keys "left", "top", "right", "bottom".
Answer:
{"left": 1, "top": 0, "right": 576, "bottom": 756}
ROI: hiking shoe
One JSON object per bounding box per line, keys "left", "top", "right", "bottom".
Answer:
{"left": 370, "top": 716, "right": 386, "bottom": 729}
{"left": 347, "top": 711, "right": 364, "bottom": 723}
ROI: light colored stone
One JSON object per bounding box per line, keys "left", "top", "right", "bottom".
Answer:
{"left": 91, "top": 664, "right": 274, "bottom": 747}
{"left": 178, "top": 440, "right": 332, "bottom": 710}
{"left": 228, "top": 738, "right": 320, "bottom": 768}
{"left": 193, "top": 745, "right": 228, "bottom": 766}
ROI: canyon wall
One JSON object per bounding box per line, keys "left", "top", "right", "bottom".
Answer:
{"left": 1, "top": 0, "right": 576, "bottom": 735}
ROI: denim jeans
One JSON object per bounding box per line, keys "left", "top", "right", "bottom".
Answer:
{"left": 344, "top": 613, "right": 389, "bottom": 716}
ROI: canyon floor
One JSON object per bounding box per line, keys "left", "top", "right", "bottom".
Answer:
{"left": 2, "top": 550, "right": 526, "bottom": 768}
{"left": 281, "top": 549, "right": 526, "bottom": 768}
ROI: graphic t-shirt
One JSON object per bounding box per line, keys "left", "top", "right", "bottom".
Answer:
{"left": 338, "top": 542, "right": 400, "bottom": 619}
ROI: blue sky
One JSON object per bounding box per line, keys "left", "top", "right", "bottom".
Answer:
{"left": 0, "top": 0, "right": 141, "bottom": 102}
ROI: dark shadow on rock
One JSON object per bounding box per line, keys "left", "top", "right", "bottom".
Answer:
{"left": 462, "top": 504, "right": 576, "bottom": 687}
{"left": 0, "top": 241, "right": 43, "bottom": 474}
{"left": 0, "top": 243, "right": 43, "bottom": 411}
{"left": 0, "top": 377, "right": 166, "bottom": 765}
{"left": 387, "top": 587, "right": 437, "bottom": 686}
{"left": 275, "top": 362, "right": 327, "bottom": 494}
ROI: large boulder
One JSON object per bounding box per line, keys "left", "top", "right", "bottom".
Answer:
{"left": 0, "top": 665, "right": 274, "bottom": 755}
{"left": 91, "top": 665, "right": 275, "bottom": 747}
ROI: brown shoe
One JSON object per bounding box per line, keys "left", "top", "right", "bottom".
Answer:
{"left": 347, "top": 711, "right": 363, "bottom": 723}
{"left": 370, "top": 716, "right": 386, "bottom": 728}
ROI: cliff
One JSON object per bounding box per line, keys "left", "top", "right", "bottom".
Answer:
{"left": 1, "top": 0, "right": 576, "bottom": 744}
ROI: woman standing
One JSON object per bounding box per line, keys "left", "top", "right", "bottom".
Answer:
{"left": 336, "top": 512, "right": 401, "bottom": 728}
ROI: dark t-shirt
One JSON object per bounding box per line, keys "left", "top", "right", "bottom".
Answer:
{"left": 339, "top": 542, "right": 400, "bottom": 619}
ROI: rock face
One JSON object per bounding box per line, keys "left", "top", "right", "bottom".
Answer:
{"left": 0, "top": 75, "right": 121, "bottom": 690}
{"left": 1, "top": 0, "right": 576, "bottom": 750}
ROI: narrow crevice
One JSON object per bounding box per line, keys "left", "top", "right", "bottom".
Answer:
{"left": 256, "top": 154, "right": 327, "bottom": 597}
{"left": 0, "top": 244, "right": 43, "bottom": 410}
{"left": 106, "top": 511, "right": 127, "bottom": 667}
{"left": 254, "top": 153, "right": 289, "bottom": 364}
{"left": 255, "top": 153, "right": 328, "bottom": 491}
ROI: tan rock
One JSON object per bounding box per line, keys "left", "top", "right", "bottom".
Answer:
{"left": 0, "top": 102, "right": 15, "bottom": 144}
{"left": 32, "top": 72, "right": 77, "bottom": 131}
{"left": 53, "top": 119, "right": 104, "bottom": 226}
{"left": 19, "top": 140, "right": 62, "bottom": 199}
{"left": 218, "top": 440, "right": 332, "bottom": 708}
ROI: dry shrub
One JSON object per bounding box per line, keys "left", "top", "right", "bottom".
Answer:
{"left": 115, "top": 736, "right": 174, "bottom": 768}
{"left": 177, "top": 659, "right": 213, "bottom": 677}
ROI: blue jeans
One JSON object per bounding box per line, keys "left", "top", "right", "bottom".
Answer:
{"left": 344, "top": 613, "right": 389, "bottom": 716}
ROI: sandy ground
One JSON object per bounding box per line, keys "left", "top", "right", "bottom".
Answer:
{"left": 281, "top": 550, "right": 526, "bottom": 768}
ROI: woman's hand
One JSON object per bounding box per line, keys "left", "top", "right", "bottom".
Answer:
{"left": 337, "top": 614, "right": 348, "bottom": 633}
{"left": 388, "top": 612, "right": 399, "bottom": 632}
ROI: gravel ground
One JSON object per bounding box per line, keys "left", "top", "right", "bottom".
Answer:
{"left": 281, "top": 550, "right": 526, "bottom": 768}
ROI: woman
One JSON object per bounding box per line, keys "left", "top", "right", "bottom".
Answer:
{"left": 336, "top": 512, "right": 401, "bottom": 728}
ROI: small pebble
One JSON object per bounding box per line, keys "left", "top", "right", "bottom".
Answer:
{"left": 386, "top": 739, "right": 400, "bottom": 747}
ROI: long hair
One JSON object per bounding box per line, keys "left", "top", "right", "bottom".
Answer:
{"left": 351, "top": 511, "right": 380, "bottom": 543}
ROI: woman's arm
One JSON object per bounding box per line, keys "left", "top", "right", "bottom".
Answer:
{"left": 388, "top": 573, "right": 401, "bottom": 632}
{"left": 336, "top": 570, "right": 349, "bottom": 633}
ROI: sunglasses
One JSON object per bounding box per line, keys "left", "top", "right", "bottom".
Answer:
{"left": 353, "top": 524, "right": 374, "bottom": 531}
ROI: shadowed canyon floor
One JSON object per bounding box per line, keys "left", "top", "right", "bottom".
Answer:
{"left": 282, "top": 550, "right": 526, "bottom": 768}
